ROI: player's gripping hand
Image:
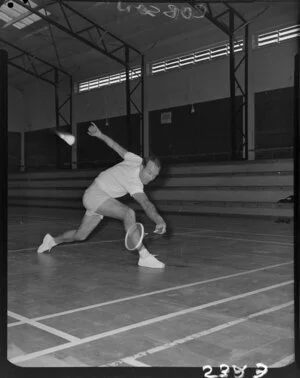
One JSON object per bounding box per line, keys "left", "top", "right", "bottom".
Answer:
{"left": 88, "top": 122, "right": 103, "bottom": 139}
{"left": 154, "top": 222, "right": 167, "bottom": 235}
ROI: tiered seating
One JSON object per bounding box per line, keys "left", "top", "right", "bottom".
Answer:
{"left": 8, "top": 159, "right": 293, "bottom": 219}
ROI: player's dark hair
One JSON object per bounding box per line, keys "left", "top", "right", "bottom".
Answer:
{"left": 144, "top": 155, "right": 161, "bottom": 170}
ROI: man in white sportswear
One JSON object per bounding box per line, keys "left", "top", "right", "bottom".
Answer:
{"left": 37, "top": 122, "right": 167, "bottom": 269}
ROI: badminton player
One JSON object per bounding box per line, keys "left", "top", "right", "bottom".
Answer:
{"left": 37, "top": 122, "right": 167, "bottom": 268}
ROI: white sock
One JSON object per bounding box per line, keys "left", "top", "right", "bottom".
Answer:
{"left": 138, "top": 246, "right": 150, "bottom": 259}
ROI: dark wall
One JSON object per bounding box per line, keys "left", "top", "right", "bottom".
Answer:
{"left": 25, "top": 126, "right": 72, "bottom": 171}
{"left": 149, "top": 97, "right": 243, "bottom": 163}
{"left": 77, "top": 114, "right": 141, "bottom": 169}
{"left": 8, "top": 132, "right": 21, "bottom": 172}
{"left": 255, "top": 87, "right": 294, "bottom": 157}
{"left": 20, "top": 87, "right": 294, "bottom": 172}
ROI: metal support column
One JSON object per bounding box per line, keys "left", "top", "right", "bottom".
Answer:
{"left": 125, "top": 47, "right": 132, "bottom": 151}
{"left": 70, "top": 75, "right": 76, "bottom": 169}
{"left": 124, "top": 50, "right": 145, "bottom": 156}
{"left": 246, "top": 24, "right": 255, "bottom": 160}
{"left": 228, "top": 12, "right": 249, "bottom": 160}
{"left": 141, "top": 55, "right": 146, "bottom": 157}
{"left": 189, "top": 2, "right": 249, "bottom": 161}
{"left": 229, "top": 10, "right": 236, "bottom": 160}
{"left": 244, "top": 24, "right": 249, "bottom": 160}
{"left": 69, "top": 75, "right": 73, "bottom": 136}
{"left": 0, "top": 49, "right": 8, "bottom": 184}
{"left": 294, "top": 52, "right": 300, "bottom": 368}
{"left": 0, "top": 50, "right": 8, "bottom": 345}
{"left": 54, "top": 69, "right": 73, "bottom": 169}
{"left": 54, "top": 68, "right": 60, "bottom": 169}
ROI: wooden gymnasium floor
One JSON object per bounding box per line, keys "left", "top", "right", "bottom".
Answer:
{"left": 7, "top": 206, "right": 294, "bottom": 368}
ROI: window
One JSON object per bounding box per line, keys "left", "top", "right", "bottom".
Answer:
{"left": 257, "top": 24, "right": 300, "bottom": 47}
{"left": 0, "top": 0, "right": 50, "bottom": 29}
{"left": 151, "top": 40, "right": 243, "bottom": 74}
{"left": 76, "top": 24, "right": 299, "bottom": 93}
{"left": 77, "top": 67, "right": 141, "bottom": 93}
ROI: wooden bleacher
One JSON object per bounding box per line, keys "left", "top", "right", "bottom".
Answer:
{"left": 8, "top": 159, "right": 293, "bottom": 219}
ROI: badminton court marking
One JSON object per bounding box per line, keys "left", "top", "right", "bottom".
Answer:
{"left": 8, "top": 260, "right": 292, "bottom": 327}
{"left": 7, "top": 228, "right": 293, "bottom": 253}
{"left": 184, "top": 233, "right": 293, "bottom": 246}
{"left": 9, "top": 214, "right": 293, "bottom": 240}
{"left": 176, "top": 226, "right": 293, "bottom": 239}
{"left": 9, "top": 279, "right": 293, "bottom": 364}
{"left": 270, "top": 354, "right": 294, "bottom": 368}
{"left": 9, "top": 261, "right": 292, "bottom": 326}
{"left": 7, "top": 229, "right": 208, "bottom": 253}
{"left": 7, "top": 311, "right": 79, "bottom": 342}
{"left": 103, "top": 300, "right": 293, "bottom": 367}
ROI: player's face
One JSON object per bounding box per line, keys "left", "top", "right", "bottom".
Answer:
{"left": 140, "top": 161, "right": 160, "bottom": 185}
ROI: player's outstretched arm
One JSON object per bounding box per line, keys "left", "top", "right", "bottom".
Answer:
{"left": 133, "top": 192, "right": 167, "bottom": 234}
{"left": 88, "top": 122, "right": 127, "bottom": 159}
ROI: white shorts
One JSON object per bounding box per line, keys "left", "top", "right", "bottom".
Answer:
{"left": 82, "top": 181, "right": 109, "bottom": 217}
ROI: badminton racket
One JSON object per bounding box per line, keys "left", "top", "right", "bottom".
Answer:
{"left": 125, "top": 223, "right": 170, "bottom": 251}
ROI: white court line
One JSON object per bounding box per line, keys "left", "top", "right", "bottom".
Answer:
{"left": 8, "top": 237, "right": 125, "bottom": 253}
{"left": 10, "top": 213, "right": 293, "bottom": 239}
{"left": 8, "top": 311, "right": 79, "bottom": 342}
{"left": 9, "top": 214, "right": 81, "bottom": 222}
{"left": 7, "top": 261, "right": 292, "bottom": 324}
{"left": 122, "top": 358, "right": 150, "bottom": 367}
{"left": 270, "top": 354, "right": 294, "bottom": 367}
{"left": 177, "top": 227, "right": 293, "bottom": 239}
{"left": 7, "top": 229, "right": 293, "bottom": 253}
{"left": 105, "top": 301, "right": 293, "bottom": 367}
{"left": 186, "top": 234, "right": 293, "bottom": 246}
{"left": 9, "top": 214, "right": 293, "bottom": 240}
{"left": 7, "top": 229, "right": 202, "bottom": 253}
{"left": 9, "top": 280, "right": 293, "bottom": 364}
{"left": 8, "top": 321, "right": 24, "bottom": 327}
{"left": 8, "top": 221, "right": 79, "bottom": 228}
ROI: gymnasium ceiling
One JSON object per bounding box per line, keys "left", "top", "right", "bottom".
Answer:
{"left": 0, "top": 0, "right": 298, "bottom": 86}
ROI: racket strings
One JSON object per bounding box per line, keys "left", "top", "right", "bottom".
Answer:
{"left": 125, "top": 223, "right": 144, "bottom": 250}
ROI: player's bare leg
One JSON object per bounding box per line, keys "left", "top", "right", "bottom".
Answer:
{"left": 37, "top": 214, "right": 103, "bottom": 253}
{"left": 96, "top": 198, "right": 165, "bottom": 268}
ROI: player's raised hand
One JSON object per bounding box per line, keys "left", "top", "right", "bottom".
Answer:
{"left": 88, "top": 122, "right": 103, "bottom": 138}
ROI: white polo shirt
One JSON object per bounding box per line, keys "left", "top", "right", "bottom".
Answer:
{"left": 95, "top": 152, "right": 144, "bottom": 198}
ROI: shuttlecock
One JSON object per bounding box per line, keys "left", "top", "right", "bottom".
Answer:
{"left": 56, "top": 131, "right": 75, "bottom": 146}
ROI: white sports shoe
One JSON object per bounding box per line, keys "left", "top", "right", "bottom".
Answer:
{"left": 37, "top": 234, "right": 56, "bottom": 253}
{"left": 138, "top": 254, "right": 165, "bottom": 269}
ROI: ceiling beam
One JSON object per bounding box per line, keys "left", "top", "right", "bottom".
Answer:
{"left": 0, "top": 36, "right": 71, "bottom": 85}
{"left": 188, "top": 1, "right": 248, "bottom": 37}
{"left": 8, "top": 60, "right": 55, "bottom": 85}
{"left": 61, "top": 1, "right": 140, "bottom": 55}
{"left": 12, "top": 0, "right": 141, "bottom": 67}
{"left": 224, "top": 3, "right": 247, "bottom": 24}
{"left": 0, "top": 37, "right": 69, "bottom": 75}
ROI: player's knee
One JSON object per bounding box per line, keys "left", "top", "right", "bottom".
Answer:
{"left": 124, "top": 208, "right": 136, "bottom": 222}
{"left": 74, "top": 232, "right": 88, "bottom": 241}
